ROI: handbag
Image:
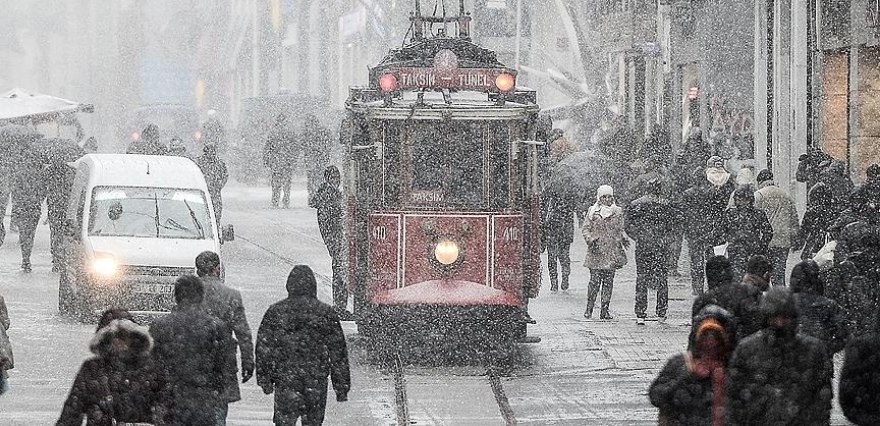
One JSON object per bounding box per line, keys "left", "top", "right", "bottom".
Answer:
{"left": 611, "top": 241, "right": 628, "bottom": 269}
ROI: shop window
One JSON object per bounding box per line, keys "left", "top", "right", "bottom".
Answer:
{"left": 856, "top": 46, "right": 880, "bottom": 179}
{"left": 821, "top": 51, "right": 849, "bottom": 163}
{"left": 821, "top": 0, "right": 850, "bottom": 44}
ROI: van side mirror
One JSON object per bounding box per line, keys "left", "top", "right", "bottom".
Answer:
{"left": 221, "top": 224, "right": 235, "bottom": 243}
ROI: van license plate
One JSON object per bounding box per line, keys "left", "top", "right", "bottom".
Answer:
{"left": 133, "top": 283, "right": 174, "bottom": 295}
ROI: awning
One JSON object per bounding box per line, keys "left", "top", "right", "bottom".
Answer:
{"left": 0, "top": 88, "right": 94, "bottom": 123}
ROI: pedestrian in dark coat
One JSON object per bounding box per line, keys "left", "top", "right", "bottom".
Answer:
{"left": 126, "top": 124, "right": 168, "bottom": 156}
{"left": 836, "top": 239, "right": 880, "bottom": 338}
{"left": 264, "top": 114, "right": 298, "bottom": 208}
{"left": 44, "top": 156, "right": 78, "bottom": 271}
{"left": 726, "top": 287, "right": 833, "bottom": 426}
{"left": 256, "top": 265, "right": 351, "bottom": 426}
{"left": 195, "top": 251, "right": 254, "bottom": 423}
{"left": 309, "top": 166, "right": 352, "bottom": 319}
{"left": 650, "top": 305, "right": 737, "bottom": 426}
{"left": 150, "top": 275, "right": 232, "bottom": 426}
{"left": 582, "top": 185, "right": 627, "bottom": 319}
{"left": 542, "top": 178, "right": 579, "bottom": 292}
{"left": 625, "top": 180, "right": 677, "bottom": 324}
{"left": 692, "top": 255, "right": 764, "bottom": 341}
{"left": 12, "top": 144, "right": 46, "bottom": 273}
{"left": 797, "top": 182, "right": 844, "bottom": 260}
{"left": 718, "top": 187, "right": 773, "bottom": 284}
{"left": 681, "top": 168, "right": 715, "bottom": 295}
{"left": 790, "top": 260, "right": 848, "bottom": 355}
{"left": 57, "top": 310, "right": 164, "bottom": 426}
{"left": 678, "top": 128, "right": 712, "bottom": 184}
{"left": 196, "top": 144, "right": 229, "bottom": 226}
{"left": 840, "top": 321, "right": 880, "bottom": 425}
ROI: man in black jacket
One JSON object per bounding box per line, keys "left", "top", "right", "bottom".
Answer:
{"left": 196, "top": 251, "right": 254, "bottom": 424}
{"left": 256, "top": 265, "right": 351, "bottom": 426}
{"left": 692, "top": 256, "right": 763, "bottom": 341}
{"left": 726, "top": 287, "right": 833, "bottom": 425}
{"left": 840, "top": 322, "right": 880, "bottom": 425}
{"left": 790, "top": 259, "right": 848, "bottom": 356}
{"left": 264, "top": 114, "right": 297, "bottom": 208}
{"left": 625, "top": 180, "right": 677, "bottom": 325}
{"left": 310, "top": 166, "right": 352, "bottom": 320}
{"left": 150, "top": 275, "right": 232, "bottom": 426}
{"left": 719, "top": 187, "right": 774, "bottom": 284}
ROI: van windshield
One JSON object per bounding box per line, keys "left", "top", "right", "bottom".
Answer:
{"left": 88, "top": 186, "right": 214, "bottom": 240}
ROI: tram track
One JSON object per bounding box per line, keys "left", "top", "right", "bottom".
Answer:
{"left": 389, "top": 352, "right": 518, "bottom": 426}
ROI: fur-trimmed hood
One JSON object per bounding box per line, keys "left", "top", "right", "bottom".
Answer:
{"left": 90, "top": 319, "right": 153, "bottom": 358}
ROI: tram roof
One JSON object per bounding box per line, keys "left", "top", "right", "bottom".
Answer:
{"left": 346, "top": 90, "right": 539, "bottom": 121}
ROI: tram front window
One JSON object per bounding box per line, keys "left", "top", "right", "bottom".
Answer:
{"left": 409, "top": 122, "right": 484, "bottom": 206}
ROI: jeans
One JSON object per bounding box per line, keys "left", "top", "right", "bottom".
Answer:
{"left": 635, "top": 244, "right": 668, "bottom": 318}
{"left": 546, "top": 242, "right": 571, "bottom": 290}
{"left": 274, "top": 381, "right": 328, "bottom": 426}
{"left": 586, "top": 269, "right": 615, "bottom": 316}
{"left": 768, "top": 247, "right": 790, "bottom": 287}
{"left": 687, "top": 238, "right": 710, "bottom": 296}
{"left": 270, "top": 171, "right": 292, "bottom": 207}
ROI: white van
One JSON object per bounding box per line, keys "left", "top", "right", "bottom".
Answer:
{"left": 59, "top": 154, "right": 234, "bottom": 318}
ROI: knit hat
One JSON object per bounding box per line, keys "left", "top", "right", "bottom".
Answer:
{"left": 760, "top": 287, "right": 799, "bottom": 319}
{"left": 696, "top": 318, "right": 725, "bottom": 341}
{"left": 756, "top": 169, "right": 773, "bottom": 184}
{"left": 596, "top": 185, "right": 614, "bottom": 200}
{"left": 706, "top": 155, "right": 725, "bottom": 168}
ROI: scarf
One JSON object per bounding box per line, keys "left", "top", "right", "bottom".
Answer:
{"left": 685, "top": 352, "right": 726, "bottom": 426}
{"left": 588, "top": 185, "right": 619, "bottom": 218}
{"left": 706, "top": 167, "right": 731, "bottom": 187}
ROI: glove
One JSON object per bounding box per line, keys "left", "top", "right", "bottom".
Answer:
{"left": 260, "top": 382, "right": 274, "bottom": 395}
{"left": 241, "top": 360, "right": 255, "bottom": 383}
{"left": 336, "top": 391, "right": 348, "bottom": 402}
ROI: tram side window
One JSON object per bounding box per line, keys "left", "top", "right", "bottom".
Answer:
{"left": 409, "top": 122, "right": 484, "bottom": 207}
{"left": 382, "top": 124, "right": 402, "bottom": 206}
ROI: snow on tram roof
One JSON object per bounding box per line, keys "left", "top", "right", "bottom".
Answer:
{"left": 347, "top": 90, "right": 539, "bottom": 121}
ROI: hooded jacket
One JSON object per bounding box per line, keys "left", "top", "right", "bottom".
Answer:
{"left": 57, "top": 320, "right": 164, "bottom": 426}
{"left": 255, "top": 266, "right": 351, "bottom": 397}
{"left": 650, "top": 306, "right": 737, "bottom": 426}
{"left": 754, "top": 181, "right": 800, "bottom": 248}
{"left": 726, "top": 289, "right": 833, "bottom": 426}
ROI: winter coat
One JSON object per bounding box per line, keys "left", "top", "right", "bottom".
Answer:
{"left": 624, "top": 195, "right": 678, "bottom": 249}
{"left": 44, "top": 162, "right": 75, "bottom": 223}
{"left": 692, "top": 281, "right": 763, "bottom": 341}
{"left": 650, "top": 306, "right": 737, "bottom": 426}
{"left": 582, "top": 205, "right": 626, "bottom": 270}
{"left": 836, "top": 249, "right": 880, "bottom": 338}
{"left": 11, "top": 146, "right": 46, "bottom": 219}
{"left": 754, "top": 182, "right": 800, "bottom": 248}
{"left": 57, "top": 320, "right": 164, "bottom": 426}
{"left": 718, "top": 206, "right": 773, "bottom": 257}
{"left": 149, "top": 304, "right": 232, "bottom": 425}
{"left": 726, "top": 330, "right": 833, "bottom": 425}
{"left": 0, "top": 295, "right": 11, "bottom": 371}
{"left": 840, "top": 332, "right": 880, "bottom": 425}
{"left": 312, "top": 182, "right": 345, "bottom": 256}
{"left": 628, "top": 167, "right": 675, "bottom": 201}
{"left": 255, "top": 269, "right": 351, "bottom": 397}
{"left": 263, "top": 126, "right": 298, "bottom": 174}
{"left": 798, "top": 183, "right": 844, "bottom": 259}
{"left": 789, "top": 262, "right": 849, "bottom": 354}
{"left": 542, "top": 188, "right": 579, "bottom": 247}
{"left": 680, "top": 184, "right": 713, "bottom": 243}
{"left": 200, "top": 275, "right": 254, "bottom": 403}
{"left": 303, "top": 123, "right": 333, "bottom": 170}
{"left": 195, "top": 153, "right": 228, "bottom": 207}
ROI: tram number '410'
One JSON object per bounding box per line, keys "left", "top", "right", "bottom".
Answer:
{"left": 501, "top": 227, "right": 520, "bottom": 242}
{"left": 373, "top": 225, "right": 388, "bottom": 241}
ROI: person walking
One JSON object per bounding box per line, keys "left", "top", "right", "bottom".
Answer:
{"left": 840, "top": 320, "right": 880, "bottom": 425}
{"left": 625, "top": 180, "right": 677, "bottom": 325}
{"left": 196, "top": 144, "right": 229, "bottom": 226}
{"left": 57, "top": 310, "right": 164, "bottom": 425}
{"left": 692, "top": 256, "right": 764, "bottom": 341}
{"left": 650, "top": 305, "right": 737, "bottom": 426}
{"left": 681, "top": 169, "right": 715, "bottom": 296}
{"left": 726, "top": 287, "right": 833, "bottom": 426}
{"left": 310, "top": 166, "right": 353, "bottom": 320}
{"left": 12, "top": 144, "right": 46, "bottom": 273}
{"left": 542, "top": 179, "right": 578, "bottom": 293}
{"left": 582, "top": 185, "right": 627, "bottom": 320}
{"left": 256, "top": 265, "right": 351, "bottom": 426}
{"left": 789, "top": 259, "right": 848, "bottom": 356}
{"left": 195, "top": 251, "right": 254, "bottom": 424}
{"left": 753, "top": 169, "right": 800, "bottom": 287}
{"left": 264, "top": 114, "right": 297, "bottom": 209}
{"left": 797, "top": 182, "right": 844, "bottom": 260}
{"left": 150, "top": 275, "right": 232, "bottom": 426}
{"left": 718, "top": 187, "right": 773, "bottom": 284}
{"left": 44, "top": 152, "right": 78, "bottom": 271}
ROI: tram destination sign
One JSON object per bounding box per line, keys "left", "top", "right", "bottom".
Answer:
{"left": 387, "top": 67, "right": 515, "bottom": 92}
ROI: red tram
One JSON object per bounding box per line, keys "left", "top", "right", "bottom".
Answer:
{"left": 341, "top": 3, "right": 548, "bottom": 344}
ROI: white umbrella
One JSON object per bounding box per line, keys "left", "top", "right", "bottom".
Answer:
{"left": 0, "top": 88, "right": 93, "bottom": 123}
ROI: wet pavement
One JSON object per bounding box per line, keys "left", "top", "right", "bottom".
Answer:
{"left": 0, "top": 180, "right": 853, "bottom": 425}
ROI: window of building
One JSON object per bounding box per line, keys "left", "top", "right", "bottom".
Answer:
{"left": 821, "top": 1, "right": 850, "bottom": 44}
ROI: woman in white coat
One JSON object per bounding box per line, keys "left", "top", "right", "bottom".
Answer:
{"left": 582, "top": 185, "right": 628, "bottom": 319}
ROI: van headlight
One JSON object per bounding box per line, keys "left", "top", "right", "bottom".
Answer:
{"left": 91, "top": 254, "right": 119, "bottom": 278}
{"left": 433, "top": 239, "right": 461, "bottom": 266}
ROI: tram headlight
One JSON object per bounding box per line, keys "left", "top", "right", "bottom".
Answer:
{"left": 433, "top": 239, "right": 461, "bottom": 266}
{"left": 379, "top": 73, "right": 399, "bottom": 92}
{"left": 495, "top": 73, "right": 515, "bottom": 92}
